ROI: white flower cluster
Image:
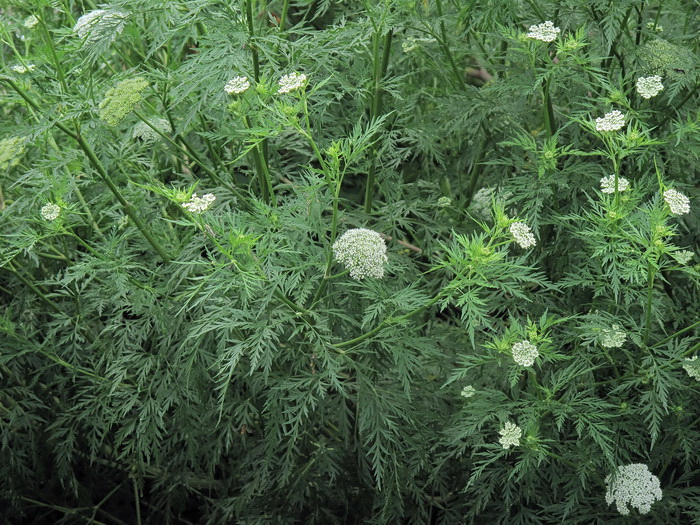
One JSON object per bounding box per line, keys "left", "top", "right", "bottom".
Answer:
{"left": 460, "top": 385, "right": 475, "bottom": 398}
{"left": 526, "top": 21, "right": 560, "bottom": 42}
{"left": 74, "top": 9, "right": 128, "bottom": 44}
{"left": 646, "top": 22, "right": 664, "bottom": 33}
{"left": 683, "top": 356, "right": 700, "bottom": 381}
{"left": 512, "top": 340, "right": 539, "bottom": 367}
{"left": 498, "top": 422, "right": 522, "bottom": 449}
{"left": 277, "top": 72, "right": 307, "bottom": 94}
{"left": 24, "top": 15, "right": 39, "bottom": 29}
{"left": 605, "top": 463, "right": 662, "bottom": 516}
{"left": 332, "top": 228, "right": 388, "bottom": 280}
{"left": 132, "top": 118, "right": 172, "bottom": 143}
{"left": 41, "top": 203, "right": 61, "bottom": 221}
{"left": 225, "top": 76, "right": 250, "bottom": 94}
{"left": 636, "top": 75, "right": 664, "bottom": 98}
{"left": 600, "top": 324, "right": 627, "bottom": 348}
{"left": 182, "top": 193, "right": 216, "bottom": 213}
{"left": 663, "top": 189, "right": 690, "bottom": 215}
{"left": 596, "top": 110, "right": 626, "bottom": 132}
{"left": 11, "top": 64, "right": 35, "bottom": 74}
{"left": 600, "top": 175, "right": 630, "bottom": 194}
{"left": 672, "top": 250, "right": 694, "bottom": 265}
{"left": 510, "top": 222, "right": 536, "bottom": 249}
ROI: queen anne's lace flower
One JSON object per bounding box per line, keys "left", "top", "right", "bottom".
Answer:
{"left": 498, "top": 422, "right": 522, "bottom": 449}
{"left": 605, "top": 464, "right": 662, "bottom": 516}
{"left": 526, "top": 21, "right": 560, "bottom": 42}
{"left": 41, "top": 203, "right": 61, "bottom": 221}
{"left": 24, "top": 15, "right": 39, "bottom": 29}
{"left": 636, "top": 75, "right": 664, "bottom": 98}
{"left": 510, "top": 222, "right": 536, "bottom": 249}
{"left": 596, "top": 110, "right": 626, "bottom": 132}
{"left": 600, "top": 324, "right": 627, "bottom": 348}
{"left": 224, "top": 76, "right": 250, "bottom": 94}
{"left": 663, "top": 189, "right": 690, "bottom": 215}
{"left": 74, "top": 9, "right": 128, "bottom": 44}
{"left": 683, "top": 356, "right": 700, "bottom": 381}
{"left": 332, "top": 228, "right": 388, "bottom": 280}
{"left": 460, "top": 385, "right": 475, "bottom": 398}
{"left": 0, "top": 136, "right": 26, "bottom": 170}
{"left": 673, "top": 250, "right": 694, "bottom": 265}
{"left": 512, "top": 341, "right": 539, "bottom": 367}
{"left": 277, "top": 72, "right": 307, "bottom": 94}
{"left": 10, "top": 64, "right": 35, "bottom": 74}
{"left": 132, "top": 118, "right": 172, "bottom": 143}
{"left": 182, "top": 193, "right": 216, "bottom": 213}
{"left": 99, "top": 77, "right": 149, "bottom": 126}
{"left": 600, "top": 175, "right": 630, "bottom": 194}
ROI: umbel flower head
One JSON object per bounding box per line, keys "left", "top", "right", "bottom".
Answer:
{"left": 600, "top": 175, "right": 630, "bottom": 194}
{"left": 636, "top": 75, "right": 664, "bottom": 98}
{"left": 683, "top": 356, "right": 700, "bottom": 381}
{"left": 663, "top": 189, "right": 690, "bottom": 215}
{"left": 225, "top": 76, "right": 250, "bottom": 94}
{"left": 599, "top": 324, "right": 627, "bottom": 348}
{"left": 182, "top": 193, "right": 216, "bottom": 213}
{"left": 277, "top": 72, "right": 307, "bottom": 94}
{"left": 11, "top": 64, "right": 36, "bottom": 74}
{"left": 0, "top": 136, "right": 27, "bottom": 170}
{"left": 74, "top": 9, "right": 128, "bottom": 45}
{"left": 509, "top": 222, "right": 536, "bottom": 249}
{"left": 24, "top": 15, "right": 39, "bottom": 29}
{"left": 512, "top": 340, "right": 539, "bottom": 367}
{"left": 332, "top": 228, "right": 388, "bottom": 280}
{"left": 605, "top": 463, "right": 662, "bottom": 516}
{"left": 498, "top": 422, "right": 522, "bottom": 449}
{"left": 673, "top": 250, "right": 694, "bottom": 265}
{"left": 596, "top": 110, "right": 626, "bottom": 132}
{"left": 41, "top": 203, "right": 61, "bottom": 221}
{"left": 99, "top": 77, "right": 149, "bottom": 126}
{"left": 132, "top": 118, "right": 172, "bottom": 143}
{"left": 526, "top": 21, "right": 560, "bottom": 42}
{"left": 460, "top": 385, "right": 476, "bottom": 398}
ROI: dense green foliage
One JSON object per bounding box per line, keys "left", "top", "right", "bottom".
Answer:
{"left": 1, "top": 0, "right": 699, "bottom": 523}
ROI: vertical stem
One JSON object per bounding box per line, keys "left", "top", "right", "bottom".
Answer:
{"left": 644, "top": 260, "right": 655, "bottom": 345}
{"left": 133, "top": 479, "right": 142, "bottom": 525}
{"left": 244, "top": 115, "right": 275, "bottom": 205}
{"left": 279, "top": 0, "right": 290, "bottom": 31}
{"left": 435, "top": 0, "right": 467, "bottom": 90}
{"left": 542, "top": 76, "right": 556, "bottom": 137}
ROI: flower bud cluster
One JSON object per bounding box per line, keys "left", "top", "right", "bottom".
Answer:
{"left": 182, "top": 193, "right": 216, "bottom": 213}
{"left": 74, "top": 9, "right": 128, "bottom": 44}
{"left": 600, "top": 175, "right": 629, "bottom": 194}
{"left": 41, "top": 203, "right": 61, "bottom": 221}
{"left": 132, "top": 118, "right": 172, "bottom": 143}
{"left": 599, "top": 324, "right": 626, "bottom": 348}
{"left": 277, "top": 72, "right": 307, "bottom": 94}
{"left": 99, "top": 77, "right": 149, "bottom": 126}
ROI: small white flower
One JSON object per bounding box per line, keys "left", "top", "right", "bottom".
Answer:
{"left": 402, "top": 37, "right": 418, "bottom": 53}
{"left": 332, "top": 228, "right": 388, "bottom": 280}
{"left": 636, "top": 76, "right": 664, "bottom": 99}
{"left": 526, "top": 21, "right": 561, "bottom": 42}
{"left": 11, "top": 64, "right": 35, "bottom": 74}
{"left": 600, "top": 324, "right": 627, "bottom": 348}
{"left": 498, "top": 422, "right": 522, "bottom": 449}
{"left": 132, "top": 118, "right": 172, "bottom": 143}
{"left": 24, "top": 15, "right": 39, "bottom": 29}
{"left": 600, "top": 175, "right": 630, "bottom": 194}
{"left": 277, "top": 72, "right": 307, "bottom": 94}
{"left": 511, "top": 340, "right": 539, "bottom": 367}
{"left": 596, "top": 110, "right": 626, "bottom": 132}
{"left": 182, "top": 193, "right": 216, "bottom": 213}
{"left": 224, "top": 76, "right": 250, "bottom": 94}
{"left": 663, "top": 189, "right": 690, "bottom": 215}
{"left": 683, "top": 356, "right": 700, "bottom": 381}
{"left": 509, "top": 222, "right": 536, "bottom": 249}
{"left": 605, "top": 463, "right": 662, "bottom": 516}
{"left": 460, "top": 385, "right": 475, "bottom": 398}
{"left": 74, "top": 9, "right": 128, "bottom": 44}
{"left": 646, "top": 22, "right": 664, "bottom": 32}
{"left": 672, "top": 250, "right": 694, "bottom": 265}
{"left": 41, "top": 203, "right": 61, "bottom": 221}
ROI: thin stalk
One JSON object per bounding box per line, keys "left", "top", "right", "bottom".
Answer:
{"left": 279, "top": 0, "right": 290, "bottom": 31}
{"left": 643, "top": 260, "right": 655, "bottom": 345}
{"left": 133, "top": 480, "right": 142, "bottom": 525}
{"left": 435, "top": 0, "right": 467, "bottom": 90}
{"left": 542, "top": 76, "right": 556, "bottom": 137}
{"left": 653, "top": 319, "right": 700, "bottom": 349}
{"left": 244, "top": 115, "right": 275, "bottom": 205}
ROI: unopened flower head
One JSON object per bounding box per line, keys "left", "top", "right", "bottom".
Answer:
{"left": 23, "top": 15, "right": 39, "bottom": 29}
{"left": 600, "top": 175, "right": 630, "bottom": 194}
{"left": 526, "top": 21, "right": 560, "bottom": 42}
{"left": 461, "top": 385, "right": 475, "bottom": 398}
{"left": 225, "top": 76, "right": 250, "bottom": 94}
{"left": 0, "top": 136, "right": 27, "bottom": 170}
{"left": 10, "top": 64, "right": 35, "bottom": 74}
{"left": 646, "top": 22, "right": 663, "bottom": 33}
{"left": 332, "top": 228, "right": 388, "bottom": 280}
{"left": 498, "top": 422, "right": 522, "bottom": 449}
{"left": 277, "top": 72, "right": 307, "bottom": 94}
{"left": 596, "top": 110, "right": 626, "bottom": 132}
{"left": 41, "top": 203, "right": 61, "bottom": 221}
{"left": 673, "top": 250, "right": 694, "bottom": 265}
{"left": 132, "top": 118, "right": 172, "bottom": 143}
{"left": 600, "top": 324, "right": 626, "bottom": 348}
{"left": 605, "top": 463, "right": 662, "bottom": 516}
{"left": 182, "top": 193, "right": 216, "bottom": 213}
{"left": 683, "top": 356, "right": 700, "bottom": 381}
{"left": 663, "top": 189, "right": 690, "bottom": 215}
{"left": 636, "top": 76, "right": 664, "bottom": 99}
{"left": 512, "top": 340, "right": 539, "bottom": 367}
{"left": 402, "top": 37, "right": 418, "bottom": 53}
{"left": 74, "top": 9, "right": 128, "bottom": 44}
{"left": 510, "top": 222, "right": 536, "bottom": 249}
{"left": 437, "top": 196, "right": 452, "bottom": 208}
{"left": 99, "top": 77, "right": 149, "bottom": 126}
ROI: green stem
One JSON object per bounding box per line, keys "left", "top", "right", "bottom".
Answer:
{"left": 543, "top": 76, "right": 556, "bottom": 137}
{"left": 245, "top": 0, "right": 261, "bottom": 82}
{"left": 643, "top": 260, "right": 655, "bottom": 345}
{"left": 244, "top": 115, "right": 275, "bottom": 205}
{"left": 279, "top": 0, "right": 290, "bottom": 31}
{"left": 653, "top": 319, "right": 700, "bottom": 349}
{"left": 435, "top": 0, "right": 467, "bottom": 91}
